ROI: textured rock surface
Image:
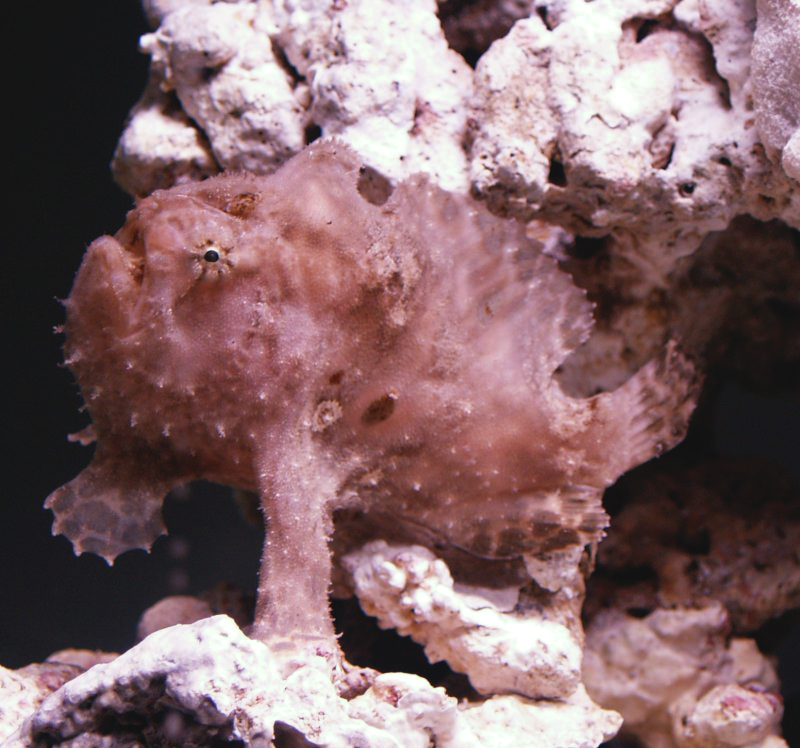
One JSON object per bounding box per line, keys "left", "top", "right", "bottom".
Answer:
{"left": 672, "top": 684, "right": 784, "bottom": 748}
{"left": 343, "top": 541, "right": 583, "bottom": 699}
{"left": 7, "top": 615, "right": 621, "bottom": 748}
{"left": 468, "top": 0, "right": 800, "bottom": 394}
{"left": 139, "top": 2, "right": 305, "bottom": 175}
{"left": 116, "top": 0, "right": 800, "bottom": 235}
{"left": 583, "top": 603, "right": 786, "bottom": 748}
{"left": 0, "top": 663, "right": 82, "bottom": 742}
{"left": 751, "top": 0, "right": 800, "bottom": 176}
{"left": 554, "top": 212, "right": 800, "bottom": 397}
{"left": 459, "top": 686, "right": 622, "bottom": 748}
{"left": 272, "top": 0, "right": 473, "bottom": 190}
{"left": 112, "top": 78, "right": 218, "bottom": 197}
{"left": 116, "top": 0, "right": 473, "bottom": 195}
{"left": 586, "top": 458, "right": 800, "bottom": 632}
{"left": 470, "top": 0, "right": 799, "bottom": 233}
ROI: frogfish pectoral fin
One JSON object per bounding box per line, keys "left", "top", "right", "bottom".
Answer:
{"left": 45, "top": 453, "right": 172, "bottom": 564}
{"left": 593, "top": 341, "right": 700, "bottom": 482}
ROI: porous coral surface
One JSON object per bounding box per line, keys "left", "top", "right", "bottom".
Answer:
{"left": 587, "top": 458, "right": 800, "bottom": 632}
{"left": 6, "top": 616, "right": 621, "bottom": 747}
{"left": 583, "top": 603, "right": 786, "bottom": 748}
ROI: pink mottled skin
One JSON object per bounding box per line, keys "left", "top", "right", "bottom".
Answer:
{"left": 47, "top": 141, "right": 696, "bottom": 660}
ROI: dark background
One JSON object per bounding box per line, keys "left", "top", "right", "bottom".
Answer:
{"left": 3, "top": 2, "right": 799, "bottom": 744}
{"left": 4, "top": 1, "right": 263, "bottom": 666}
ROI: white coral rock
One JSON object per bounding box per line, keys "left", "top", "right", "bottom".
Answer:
{"left": 274, "top": 0, "right": 474, "bottom": 190}
{"left": 583, "top": 603, "right": 786, "bottom": 748}
{"left": 343, "top": 541, "right": 583, "bottom": 700}
{"left": 672, "top": 683, "right": 784, "bottom": 748}
{"left": 14, "top": 616, "right": 427, "bottom": 747}
{"left": 137, "top": 2, "right": 306, "bottom": 174}
{"left": 0, "top": 667, "right": 47, "bottom": 742}
{"left": 119, "top": 0, "right": 472, "bottom": 193}
{"left": 470, "top": 0, "right": 798, "bottom": 232}
{"left": 751, "top": 0, "right": 800, "bottom": 179}
{"left": 112, "top": 80, "right": 218, "bottom": 196}
{"left": 9, "top": 615, "right": 621, "bottom": 748}
{"left": 461, "top": 687, "right": 622, "bottom": 748}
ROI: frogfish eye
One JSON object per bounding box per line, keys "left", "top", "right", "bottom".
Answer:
{"left": 203, "top": 248, "right": 220, "bottom": 263}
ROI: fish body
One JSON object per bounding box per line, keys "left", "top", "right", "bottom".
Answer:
{"left": 47, "top": 141, "right": 695, "bottom": 640}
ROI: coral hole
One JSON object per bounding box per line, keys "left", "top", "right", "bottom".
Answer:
{"left": 303, "top": 123, "right": 322, "bottom": 145}
{"left": 547, "top": 152, "right": 567, "bottom": 186}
